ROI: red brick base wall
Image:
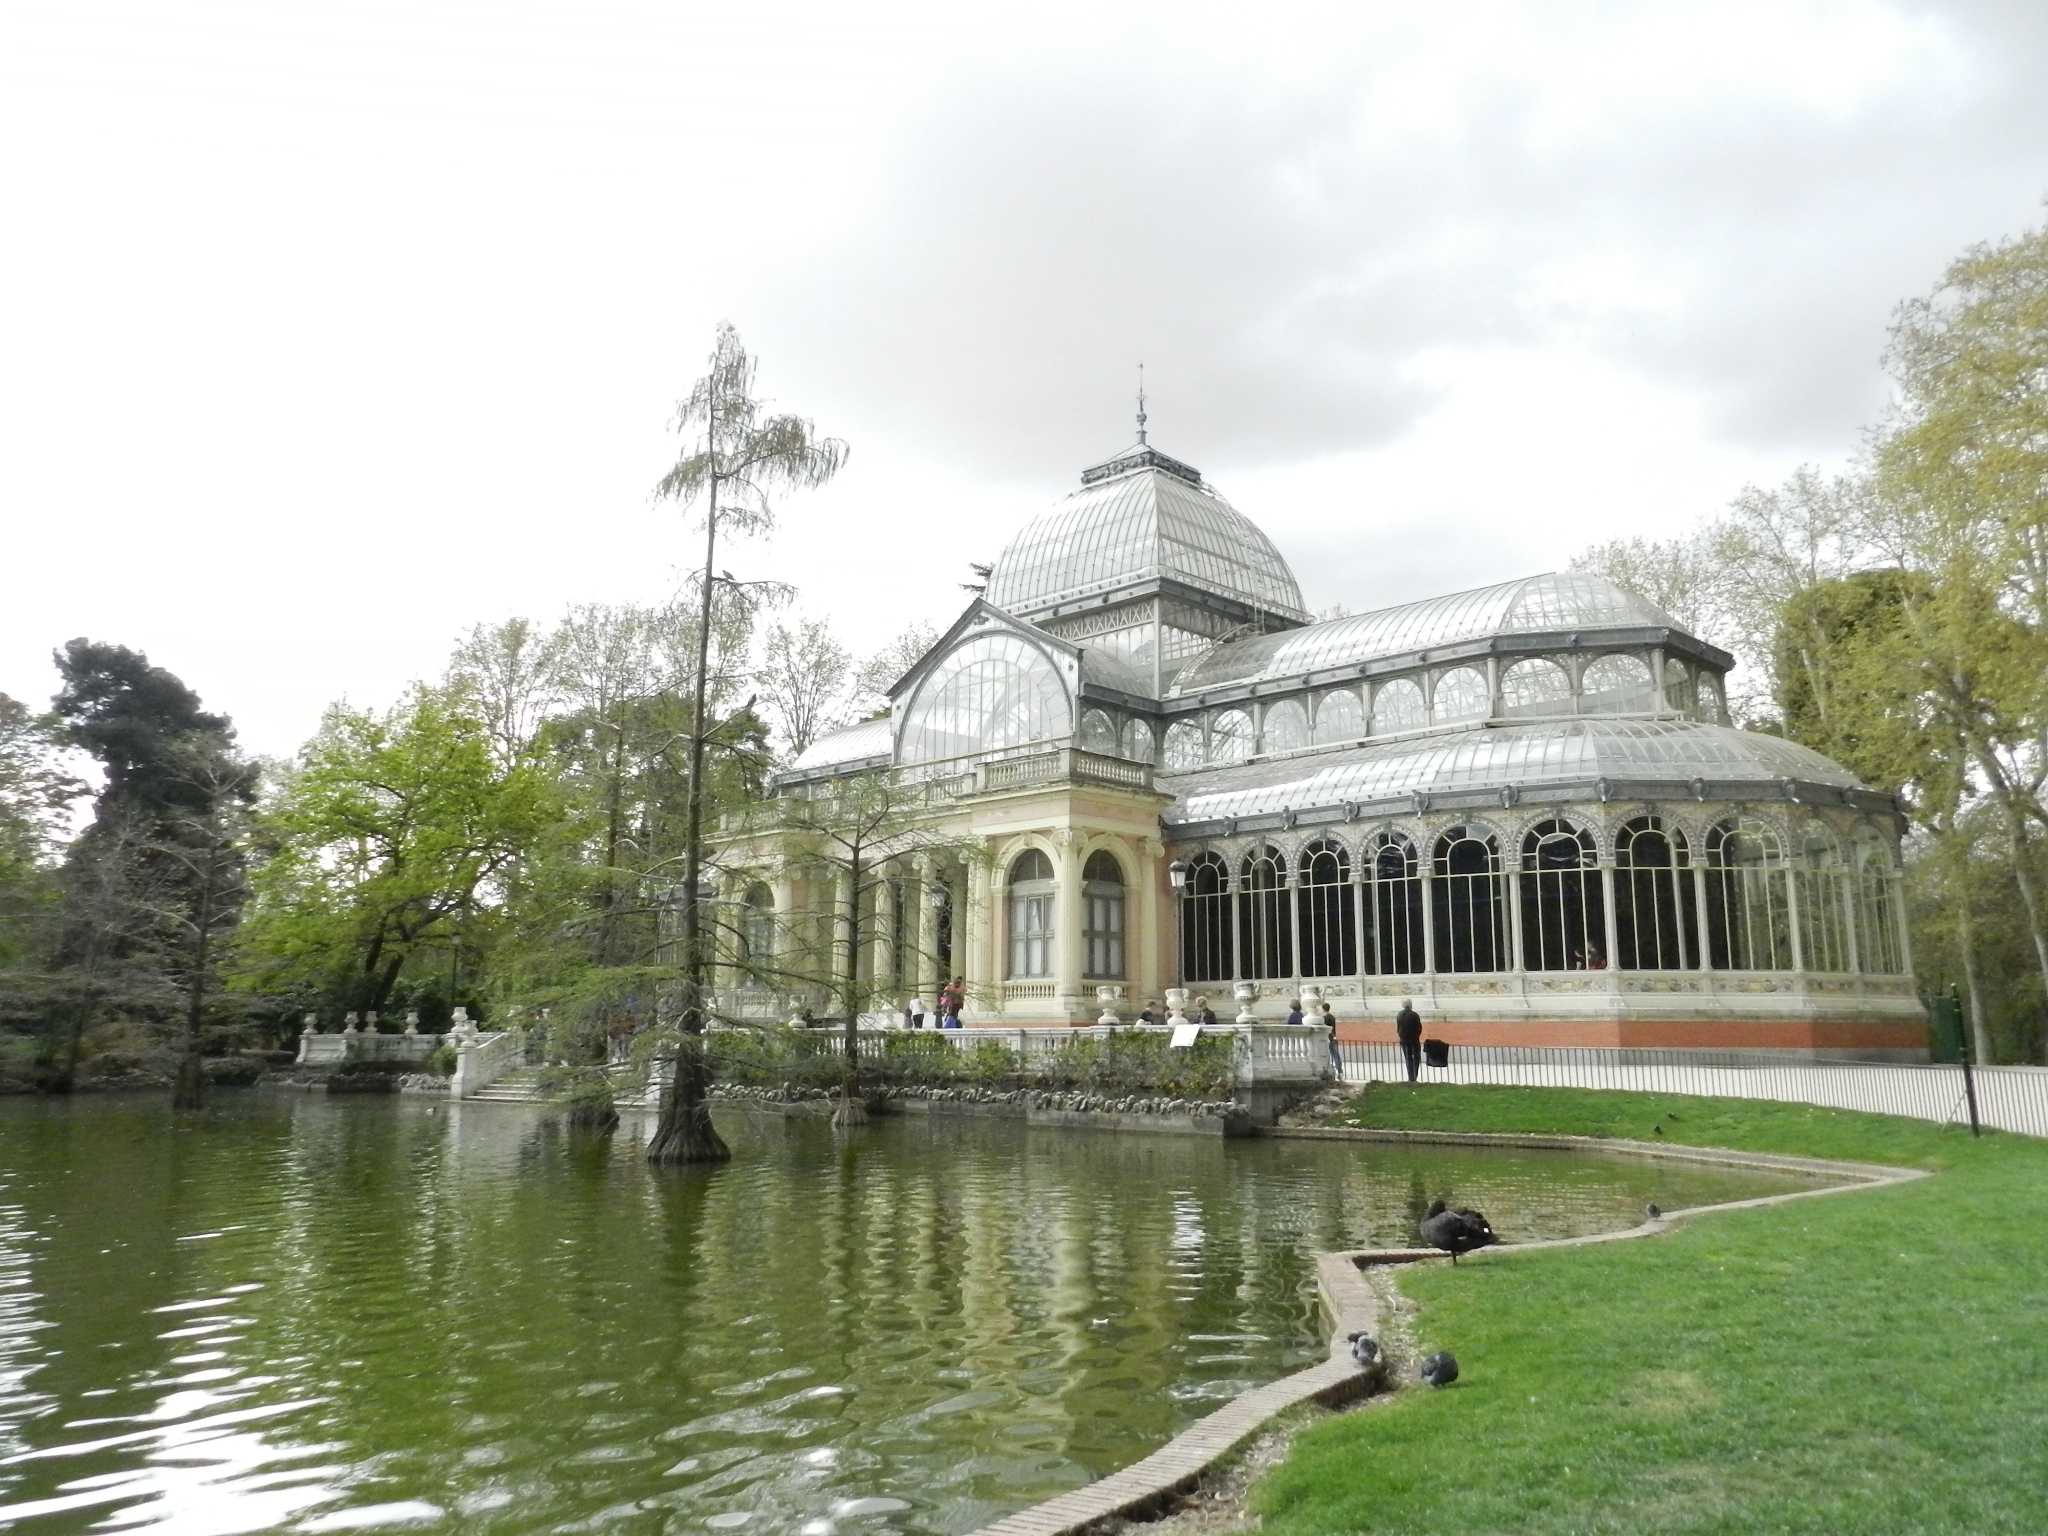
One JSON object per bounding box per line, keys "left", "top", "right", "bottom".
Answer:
{"left": 1331, "top": 1019, "right": 1928, "bottom": 1051}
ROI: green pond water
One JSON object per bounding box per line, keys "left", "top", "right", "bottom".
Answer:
{"left": 0, "top": 1094, "right": 1823, "bottom": 1536}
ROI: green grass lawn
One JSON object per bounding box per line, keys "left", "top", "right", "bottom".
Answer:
{"left": 1254, "top": 1086, "right": 2048, "bottom": 1535}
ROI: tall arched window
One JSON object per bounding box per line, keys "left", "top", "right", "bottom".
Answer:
{"left": 1082, "top": 850, "right": 1125, "bottom": 980}
{"left": 1239, "top": 846, "right": 1292, "bottom": 979}
{"left": 1078, "top": 708, "right": 1117, "bottom": 754}
{"left": 1580, "top": 653, "right": 1655, "bottom": 712}
{"left": 1615, "top": 817, "right": 1694, "bottom": 969}
{"left": 901, "top": 634, "right": 1070, "bottom": 764}
{"left": 1119, "top": 717, "right": 1156, "bottom": 764}
{"left": 1211, "top": 709, "right": 1254, "bottom": 764}
{"left": 1181, "top": 852, "right": 1234, "bottom": 983}
{"left": 1796, "top": 822, "right": 1853, "bottom": 973}
{"left": 1364, "top": 832, "right": 1425, "bottom": 974}
{"left": 1662, "top": 658, "right": 1695, "bottom": 715}
{"left": 1313, "top": 689, "right": 1364, "bottom": 744}
{"left": 1371, "top": 679, "right": 1425, "bottom": 735}
{"left": 1433, "top": 827, "right": 1508, "bottom": 972}
{"left": 1297, "top": 840, "right": 1355, "bottom": 977}
{"left": 1705, "top": 819, "right": 1791, "bottom": 970}
{"left": 1432, "top": 667, "right": 1490, "bottom": 725}
{"left": 1853, "top": 830, "right": 1905, "bottom": 975}
{"left": 1500, "top": 659, "right": 1572, "bottom": 717}
{"left": 1261, "top": 699, "right": 1309, "bottom": 754}
{"left": 1007, "top": 848, "right": 1055, "bottom": 979}
{"left": 1163, "top": 720, "right": 1204, "bottom": 771}
{"left": 1520, "top": 820, "right": 1604, "bottom": 970}
{"left": 742, "top": 884, "right": 776, "bottom": 985}
{"left": 1698, "top": 675, "right": 1725, "bottom": 724}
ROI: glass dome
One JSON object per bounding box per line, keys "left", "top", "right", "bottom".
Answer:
{"left": 984, "top": 445, "right": 1307, "bottom": 621}
{"left": 899, "top": 633, "right": 1071, "bottom": 765}
{"left": 1169, "top": 572, "right": 1685, "bottom": 695}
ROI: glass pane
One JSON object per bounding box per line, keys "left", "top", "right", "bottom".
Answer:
{"left": 1500, "top": 659, "right": 1572, "bottom": 716}
{"left": 1432, "top": 667, "right": 1489, "bottom": 724}
{"left": 1211, "top": 709, "right": 1253, "bottom": 764}
{"left": 1261, "top": 699, "right": 1308, "bottom": 753}
{"left": 901, "top": 633, "right": 1071, "bottom": 764}
{"left": 1163, "top": 720, "right": 1204, "bottom": 771}
{"left": 1312, "top": 689, "right": 1364, "bottom": 743}
{"left": 1371, "top": 678, "right": 1424, "bottom": 734}
{"left": 1079, "top": 708, "right": 1117, "bottom": 754}
{"left": 1119, "top": 717, "right": 1156, "bottom": 763}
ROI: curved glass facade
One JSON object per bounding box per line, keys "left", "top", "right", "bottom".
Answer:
{"left": 900, "top": 634, "right": 1071, "bottom": 765}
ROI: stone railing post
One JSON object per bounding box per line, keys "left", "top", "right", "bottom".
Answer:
{"left": 296, "top": 1012, "right": 320, "bottom": 1064}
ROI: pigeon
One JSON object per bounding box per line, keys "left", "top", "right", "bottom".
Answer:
{"left": 1644, "top": 1202, "right": 1662, "bottom": 1221}
{"left": 1419, "top": 1351, "right": 1459, "bottom": 1387}
{"left": 1346, "top": 1331, "right": 1379, "bottom": 1366}
{"left": 1419, "top": 1199, "right": 1498, "bottom": 1264}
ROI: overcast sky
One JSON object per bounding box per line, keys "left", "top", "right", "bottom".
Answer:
{"left": 3, "top": 0, "right": 2045, "bottom": 758}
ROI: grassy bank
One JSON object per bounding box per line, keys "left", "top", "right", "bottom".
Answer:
{"left": 1256, "top": 1086, "right": 2047, "bottom": 1534}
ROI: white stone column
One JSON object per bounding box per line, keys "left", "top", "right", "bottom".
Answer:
{"left": 1053, "top": 830, "right": 1086, "bottom": 1020}
{"left": 912, "top": 855, "right": 939, "bottom": 1004}
{"left": 965, "top": 853, "right": 994, "bottom": 1018}
{"left": 1135, "top": 836, "right": 1164, "bottom": 1008}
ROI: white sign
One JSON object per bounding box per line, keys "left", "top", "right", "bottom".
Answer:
{"left": 1169, "top": 1023, "right": 1201, "bottom": 1049}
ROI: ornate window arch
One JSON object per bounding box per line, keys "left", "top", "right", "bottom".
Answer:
{"left": 1297, "top": 839, "right": 1355, "bottom": 978}
{"left": 1432, "top": 826, "right": 1508, "bottom": 973}
{"left": 1500, "top": 658, "right": 1573, "bottom": 717}
{"left": 742, "top": 883, "right": 776, "bottom": 985}
{"left": 1615, "top": 816, "right": 1695, "bottom": 969}
{"left": 1795, "top": 821, "right": 1853, "bottom": 973}
{"left": 1698, "top": 674, "right": 1725, "bottom": 724}
{"left": 1238, "top": 845, "right": 1291, "bottom": 980}
{"left": 1313, "top": 689, "right": 1365, "bottom": 744}
{"left": 1662, "top": 658, "right": 1696, "bottom": 715}
{"left": 1704, "top": 818, "right": 1792, "bottom": 970}
{"left": 1580, "top": 653, "right": 1655, "bottom": 712}
{"left": 1852, "top": 828, "right": 1905, "bottom": 975}
{"left": 1261, "top": 698, "right": 1309, "bottom": 754}
{"left": 1082, "top": 849, "right": 1125, "bottom": 980}
{"left": 1078, "top": 708, "right": 1117, "bottom": 755}
{"left": 1119, "top": 717, "right": 1156, "bottom": 764}
{"left": 1210, "top": 709, "right": 1254, "bottom": 764}
{"left": 1364, "top": 830, "right": 1425, "bottom": 975}
{"left": 1006, "top": 847, "right": 1056, "bottom": 979}
{"left": 1163, "top": 720, "right": 1204, "bottom": 771}
{"left": 1519, "top": 819, "right": 1603, "bottom": 971}
{"left": 1371, "top": 678, "right": 1425, "bottom": 735}
{"left": 1432, "top": 667, "right": 1490, "bottom": 725}
{"left": 901, "top": 633, "right": 1070, "bottom": 764}
{"left": 1181, "top": 851, "right": 1234, "bottom": 984}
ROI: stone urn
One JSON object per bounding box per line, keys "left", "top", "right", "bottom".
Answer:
{"left": 1096, "top": 985, "right": 1122, "bottom": 1027}
{"left": 1299, "top": 985, "right": 1324, "bottom": 1018}
{"left": 1164, "top": 988, "right": 1189, "bottom": 1024}
{"left": 1233, "top": 981, "right": 1259, "bottom": 1025}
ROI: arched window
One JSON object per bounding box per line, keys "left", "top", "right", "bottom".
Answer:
{"left": 1615, "top": 817, "right": 1695, "bottom": 969}
{"left": 1082, "top": 850, "right": 1125, "bottom": 980}
{"left": 1500, "top": 659, "right": 1572, "bottom": 717}
{"left": 1007, "top": 848, "right": 1055, "bottom": 979}
{"left": 1662, "top": 658, "right": 1695, "bottom": 716}
{"left": 1239, "top": 846, "right": 1292, "bottom": 980}
{"left": 901, "top": 634, "right": 1070, "bottom": 764}
{"left": 1796, "top": 822, "right": 1853, "bottom": 973}
{"left": 1261, "top": 699, "right": 1309, "bottom": 754}
{"left": 1705, "top": 819, "right": 1791, "bottom": 970}
{"left": 1181, "top": 852, "right": 1234, "bottom": 983}
{"left": 1580, "top": 653, "right": 1655, "bottom": 712}
{"left": 1163, "top": 720, "right": 1205, "bottom": 771}
{"left": 1853, "top": 830, "right": 1905, "bottom": 975}
{"left": 1211, "top": 709, "right": 1254, "bottom": 764}
{"left": 1297, "top": 840, "right": 1355, "bottom": 978}
{"left": 1697, "top": 675, "right": 1725, "bottom": 724}
{"left": 1520, "top": 820, "right": 1604, "bottom": 970}
{"left": 1312, "top": 689, "right": 1364, "bottom": 744}
{"left": 1119, "top": 717, "right": 1156, "bottom": 764}
{"left": 1364, "top": 832, "right": 1425, "bottom": 975}
{"left": 1371, "top": 678, "right": 1425, "bottom": 735}
{"left": 1432, "top": 667, "right": 1490, "bottom": 725}
{"left": 1433, "top": 828, "right": 1508, "bottom": 973}
{"left": 742, "top": 884, "right": 776, "bottom": 985}
{"left": 1078, "top": 708, "right": 1117, "bottom": 755}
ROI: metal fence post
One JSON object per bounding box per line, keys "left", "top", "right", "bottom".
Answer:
{"left": 1953, "top": 983, "right": 1981, "bottom": 1138}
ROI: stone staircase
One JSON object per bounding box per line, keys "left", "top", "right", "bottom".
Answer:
{"left": 465, "top": 1066, "right": 549, "bottom": 1104}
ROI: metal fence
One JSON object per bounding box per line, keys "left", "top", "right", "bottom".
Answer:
{"left": 1337, "top": 1041, "right": 2048, "bottom": 1139}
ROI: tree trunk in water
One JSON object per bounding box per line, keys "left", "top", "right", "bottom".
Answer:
{"left": 173, "top": 881, "right": 214, "bottom": 1112}
{"left": 647, "top": 1032, "right": 729, "bottom": 1162}
{"left": 833, "top": 859, "right": 865, "bottom": 1128}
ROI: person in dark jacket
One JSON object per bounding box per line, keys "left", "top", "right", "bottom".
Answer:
{"left": 1321, "top": 1001, "right": 1343, "bottom": 1075}
{"left": 1192, "top": 996, "right": 1219, "bottom": 1026}
{"left": 1395, "top": 998, "right": 1423, "bottom": 1082}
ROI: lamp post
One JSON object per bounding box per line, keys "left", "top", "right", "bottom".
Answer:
{"left": 1167, "top": 859, "right": 1189, "bottom": 1000}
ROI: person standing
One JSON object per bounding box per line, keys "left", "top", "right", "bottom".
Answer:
{"left": 1192, "top": 996, "right": 1218, "bottom": 1026}
{"left": 1285, "top": 999, "right": 1305, "bottom": 1026}
{"left": 908, "top": 995, "right": 928, "bottom": 1030}
{"left": 1321, "top": 1001, "right": 1343, "bottom": 1077}
{"left": 1395, "top": 998, "right": 1423, "bottom": 1083}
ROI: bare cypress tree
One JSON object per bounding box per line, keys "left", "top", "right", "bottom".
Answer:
{"left": 646, "top": 325, "right": 846, "bottom": 1164}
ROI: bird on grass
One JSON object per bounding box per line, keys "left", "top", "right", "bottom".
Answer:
{"left": 1644, "top": 1202, "right": 1662, "bottom": 1221}
{"left": 1419, "top": 1200, "right": 1497, "bottom": 1263}
{"left": 1419, "top": 1351, "right": 1459, "bottom": 1387}
{"left": 1346, "top": 1331, "right": 1379, "bottom": 1367}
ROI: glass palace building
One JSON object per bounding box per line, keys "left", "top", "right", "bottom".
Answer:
{"left": 735, "top": 430, "right": 1924, "bottom": 1057}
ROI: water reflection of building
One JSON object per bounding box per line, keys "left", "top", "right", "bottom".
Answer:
{"left": 722, "top": 423, "right": 1923, "bottom": 1058}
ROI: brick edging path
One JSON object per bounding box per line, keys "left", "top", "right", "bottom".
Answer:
{"left": 962, "top": 1128, "right": 1926, "bottom": 1536}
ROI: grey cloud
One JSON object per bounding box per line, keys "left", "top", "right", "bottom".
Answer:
{"left": 769, "top": 2, "right": 2048, "bottom": 482}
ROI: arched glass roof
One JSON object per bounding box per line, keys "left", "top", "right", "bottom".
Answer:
{"left": 1160, "top": 718, "right": 1857, "bottom": 825}
{"left": 786, "top": 716, "right": 893, "bottom": 773}
{"left": 1170, "top": 572, "right": 1684, "bottom": 695}
{"left": 984, "top": 455, "right": 1307, "bottom": 621}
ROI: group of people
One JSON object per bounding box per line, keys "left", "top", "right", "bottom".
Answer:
{"left": 904, "top": 980, "right": 967, "bottom": 1029}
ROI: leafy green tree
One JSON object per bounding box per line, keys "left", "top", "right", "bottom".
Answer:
{"left": 0, "top": 694, "right": 80, "bottom": 967}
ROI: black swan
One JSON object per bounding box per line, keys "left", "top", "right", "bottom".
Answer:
{"left": 1419, "top": 1199, "right": 1497, "bottom": 1263}
{"left": 1419, "top": 1351, "right": 1459, "bottom": 1387}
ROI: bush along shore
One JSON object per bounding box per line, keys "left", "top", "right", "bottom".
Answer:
{"left": 1249, "top": 1085, "right": 2048, "bottom": 1536}
{"left": 705, "top": 1080, "right": 1236, "bottom": 1118}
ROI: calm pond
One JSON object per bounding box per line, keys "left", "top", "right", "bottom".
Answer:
{"left": 0, "top": 1094, "right": 1820, "bottom": 1536}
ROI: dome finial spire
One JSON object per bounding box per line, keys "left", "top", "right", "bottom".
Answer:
{"left": 1136, "top": 362, "right": 1147, "bottom": 444}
